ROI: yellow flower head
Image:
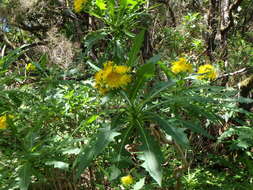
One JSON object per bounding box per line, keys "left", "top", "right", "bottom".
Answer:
{"left": 171, "top": 58, "right": 193, "bottom": 74}
{"left": 121, "top": 175, "right": 134, "bottom": 186}
{"left": 197, "top": 64, "right": 217, "bottom": 80}
{"left": 26, "top": 63, "right": 36, "bottom": 72}
{"left": 74, "top": 0, "right": 87, "bottom": 12}
{"left": 0, "top": 115, "right": 12, "bottom": 130}
{"left": 94, "top": 61, "right": 132, "bottom": 94}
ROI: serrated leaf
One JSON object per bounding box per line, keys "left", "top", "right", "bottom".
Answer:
{"left": 226, "top": 97, "right": 253, "bottom": 104}
{"left": 138, "top": 126, "right": 163, "bottom": 186}
{"left": 74, "top": 127, "right": 120, "bottom": 179}
{"left": 170, "top": 127, "right": 189, "bottom": 147}
{"left": 180, "top": 120, "right": 213, "bottom": 139}
{"left": 84, "top": 31, "right": 108, "bottom": 55}
{"left": 236, "top": 140, "right": 250, "bottom": 149}
{"left": 127, "top": 30, "right": 144, "bottom": 67}
{"left": 45, "top": 161, "right": 69, "bottom": 170}
{"left": 150, "top": 114, "right": 189, "bottom": 148}
{"left": 183, "top": 104, "right": 220, "bottom": 123}
{"left": 19, "top": 163, "right": 31, "bottom": 190}
{"left": 141, "top": 81, "right": 175, "bottom": 107}
{"left": 218, "top": 127, "right": 236, "bottom": 143}
{"left": 130, "top": 57, "right": 158, "bottom": 100}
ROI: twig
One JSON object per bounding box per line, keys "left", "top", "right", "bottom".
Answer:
{"left": 216, "top": 67, "right": 247, "bottom": 80}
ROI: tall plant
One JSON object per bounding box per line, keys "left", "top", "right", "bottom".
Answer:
{"left": 73, "top": 32, "right": 221, "bottom": 187}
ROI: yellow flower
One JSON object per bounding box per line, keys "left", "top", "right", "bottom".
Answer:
{"left": 171, "top": 58, "right": 193, "bottom": 74}
{"left": 197, "top": 64, "right": 217, "bottom": 80}
{"left": 26, "top": 63, "right": 36, "bottom": 72}
{"left": 115, "top": 65, "right": 131, "bottom": 74}
{"left": 0, "top": 115, "right": 8, "bottom": 130}
{"left": 121, "top": 175, "right": 134, "bottom": 186}
{"left": 94, "top": 61, "right": 132, "bottom": 94}
{"left": 74, "top": 0, "right": 87, "bottom": 12}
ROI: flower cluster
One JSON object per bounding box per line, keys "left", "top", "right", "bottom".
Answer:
{"left": 171, "top": 57, "right": 218, "bottom": 80}
{"left": 120, "top": 175, "right": 134, "bottom": 186}
{"left": 94, "top": 61, "right": 132, "bottom": 94}
{"left": 197, "top": 64, "right": 217, "bottom": 80}
{"left": 171, "top": 58, "right": 193, "bottom": 74}
{"left": 74, "top": 0, "right": 87, "bottom": 12}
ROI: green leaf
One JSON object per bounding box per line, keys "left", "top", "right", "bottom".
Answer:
{"left": 170, "top": 127, "right": 189, "bottom": 147}
{"left": 45, "top": 161, "right": 69, "bottom": 170}
{"left": 183, "top": 104, "right": 220, "bottom": 123}
{"left": 130, "top": 56, "right": 159, "bottom": 100}
{"left": 107, "top": 0, "right": 115, "bottom": 18}
{"left": 114, "top": 113, "right": 134, "bottom": 165}
{"left": 137, "top": 123, "right": 163, "bottom": 186}
{"left": 136, "top": 56, "right": 158, "bottom": 79}
{"left": 141, "top": 81, "right": 175, "bottom": 107}
{"left": 85, "top": 114, "right": 99, "bottom": 124}
{"left": 133, "top": 177, "right": 145, "bottom": 190}
{"left": 180, "top": 120, "right": 213, "bottom": 139}
{"left": 84, "top": 30, "right": 108, "bottom": 55}
{"left": 24, "top": 130, "right": 38, "bottom": 151}
{"left": 0, "top": 46, "right": 25, "bottom": 70}
{"left": 236, "top": 140, "right": 250, "bottom": 149}
{"left": 137, "top": 61, "right": 155, "bottom": 78}
{"left": 123, "top": 29, "right": 136, "bottom": 38}
{"left": 158, "top": 61, "right": 173, "bottom": 80}
{"left": 120, "top": 0, "right": 143, "bottom": 9}
{"left": 218, "top": 127, "right": 236, "bottom": 143}
{"left": 96, "top": 0, "right": 106, "bottom": 10}
{"left": 120, "top": 0, "right": 128, "bottom": 9}
{"left": 87, "top": 60, "right": 101, "bottom": 71}
{"left": 74, "top": 127, "right": 120, "bottom": 179}
{"left": 127, "top": 30, "right": 144, "bottom": 67}
{"left": 62, "top": 148, "right": 81, "bottom": 155}
{"left": 150, "top": 114, "right": 189, "bottom": 148}
{"left": 38, "top": 54, "right": 48, "bottom": 67}
{"left": 233, "top": 97, "right": 253, "bottom": 104}
{"left": 19, "top": 163, "right": 32, "bottom": 190}
{"left": 109, "top": 165, "right": 121, "bottom": 181}
{"left": 219, "top": 126, "right": 253, "bottom": 150}
{"left": 7, "top": 90, "right": 23, "bottom": 107}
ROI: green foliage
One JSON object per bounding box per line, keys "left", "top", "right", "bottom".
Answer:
{"left": 127, "top": 30, "right": 145, "bottom": 66}
{"left": 182, "top": 167, "right": 253, "bottom": 190}
{"left": 19, "top": 163, "right": 32, "bottom": 190}
{"left": 138, "top": 127, "right": 163, "bottom": 186}
{"left": 80, "top": 0, "right": 149, "bottom": 63}
{"left": 1, "top": 0, "right": 253, "bottom": 189}
{"left": 72, "top": 34, "right": 232, "bottom": 187}
{"left": 0, "top": 52, "right": 100, "bottom": 189}
{"left": 74, "top": 127, "right": 120, "bottom": 178}
{"left": 218, "top": 126, "right": 253, "bottom": 150}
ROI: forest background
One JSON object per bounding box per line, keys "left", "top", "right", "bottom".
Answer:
{"left": 0, "top": 0, "right": 253, "bottom": 189}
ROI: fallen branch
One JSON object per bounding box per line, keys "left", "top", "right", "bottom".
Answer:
{"left": 217, "top": 67, "right": 248, "bottom": 79}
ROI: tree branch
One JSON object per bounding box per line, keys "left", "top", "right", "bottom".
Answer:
{"left": 217, "top": 68, "right": 248, "bottom": 79}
